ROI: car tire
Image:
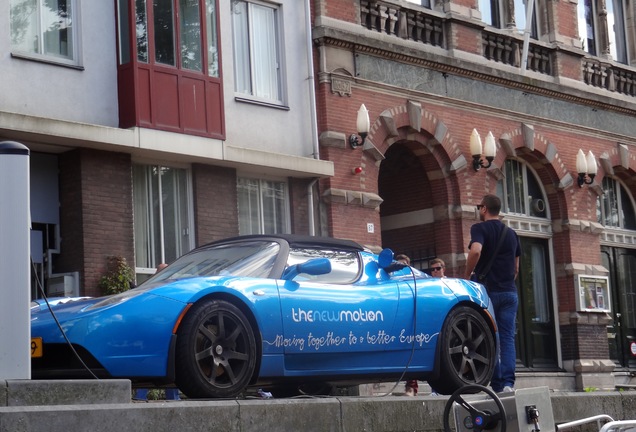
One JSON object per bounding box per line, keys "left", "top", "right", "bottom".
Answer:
{"left": 175, "top": 299, "right": 257, "bottom": 399}
{"left": 427, "top": 306, "right": 496, "bottom": 395}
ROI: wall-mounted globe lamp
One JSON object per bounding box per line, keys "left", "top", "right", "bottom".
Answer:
{"left": 349, "top": 104, "right": 370, "bottom": 149}
{"left": 470, "top": 129, "right": 496, "bottom": 171}
{"left": 576, "top": 149, "right": 597, "bottom": 187}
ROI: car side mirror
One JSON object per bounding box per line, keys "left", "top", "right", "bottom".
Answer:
{"left": 282, "top": 258, "right": 332, "bottom": 280}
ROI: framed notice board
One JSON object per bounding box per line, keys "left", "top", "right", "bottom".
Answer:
{"left": 576, "top": 275, "right": 611, "bottom": 312}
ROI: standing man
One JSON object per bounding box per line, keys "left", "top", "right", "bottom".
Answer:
{"left": 464, "top": 194, "right": 520, "bottom": 393}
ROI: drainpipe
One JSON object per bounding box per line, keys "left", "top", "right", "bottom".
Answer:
{"left": 305, "top": 0, "right": 320, "bottom": 236}
{"left": 307, "top": 178, "right": 319, "bottom": 236}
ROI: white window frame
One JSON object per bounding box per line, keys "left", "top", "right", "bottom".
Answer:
{"left": 497, "top": 159, "right": 550, "bottom": 219}
{"left": 238, "top": 177, "right": 291, "bottom": 235}
{"left": 133, "top": 164, "right": 195, "bottom": 280}
{"left": 231, "top": 0, "right": 286, "bottom": 106}
{"left": 514, "top": 0, "right": 538, "bottom": 37}
{"left": 597, "top": 176, "right": 636, "bottom": 230}
{"left": 405, "top": 0, "right": 432, "bottom": 8}
{"left": 606, "top": 0, "right": 634, "bottom": 65}
{"left": 10, "top": 0, "right": 82, "bottom": 67}
{"left": 577, "top": 0, "right": 599, "bottom": 56}
{"left": 479, "top": 0, "right": 538, "bottom": 37}
{"left": 578, "top": 0, "right": 634, "bottom": 65}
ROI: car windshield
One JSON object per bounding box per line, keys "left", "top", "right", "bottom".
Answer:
{"left": 148, "top": 240, "right": 281, "bottom": 282}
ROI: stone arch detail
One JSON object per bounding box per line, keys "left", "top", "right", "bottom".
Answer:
{"left": 597, "top": 143, "right": 636, "bottom": 212}
{"left": 367, "top": 100, "right": 469, "bottom": 175}
{"left": 498, "top": 123, "right": 575, "bottom": 190}
{"left": 598, "top": 142, "right": 636, "bottom": 181}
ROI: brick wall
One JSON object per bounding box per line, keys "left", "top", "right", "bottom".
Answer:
{"left": 56, "top": 150, "right": 84, "bottom": 281}
{"left": 192, "top": 164, "right": 239, "bottom": 246}
{"left": 57, "top": 149, "right": 134, "bottom": 297}
{"left": 561, "top": 323, "right": 610, "bottom": 361}
{"left": 289, "top": 178, "right": 314, "bottom": 235}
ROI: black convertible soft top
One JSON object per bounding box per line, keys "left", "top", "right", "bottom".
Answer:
{"left": 204, "top": 234, "right": 365, "bottom": 252}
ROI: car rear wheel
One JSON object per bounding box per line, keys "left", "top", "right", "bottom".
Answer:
{"left": 175, "top": 299, "right": 257, "bottom": 399}
{"left": 427, "top": 306, "right": 496, "bottom": 395}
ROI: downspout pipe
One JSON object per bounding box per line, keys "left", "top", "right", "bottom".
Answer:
{"left": 305, "top": 0, "right": 320, "bottom": 236}
{"left": 305, "top": 0, "right": 319, "bottom": 161}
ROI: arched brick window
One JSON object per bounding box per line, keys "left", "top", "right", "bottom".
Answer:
{"left": 597, "top": 176, "right": 636, "bottom": 229}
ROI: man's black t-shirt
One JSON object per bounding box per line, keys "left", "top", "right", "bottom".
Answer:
{"left": 468, "top": 219, "right": 520, "bottom": 293}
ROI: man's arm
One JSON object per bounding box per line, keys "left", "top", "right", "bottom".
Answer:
{"left": 464, "top": 242, "right": 482, "bottom": 280}
{"left": 514, "top": 255, "right": 519, "bottom": 280}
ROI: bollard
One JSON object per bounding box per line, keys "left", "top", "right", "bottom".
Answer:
{"left": 0, "top": 141, "right": 31, "bottom": 379}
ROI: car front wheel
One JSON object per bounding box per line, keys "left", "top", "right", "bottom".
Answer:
{"left": 427, "top": 306, "right": 496, "bottom": 395}
{"left": 175, "top": 299, "right": 257, "bottom": 399}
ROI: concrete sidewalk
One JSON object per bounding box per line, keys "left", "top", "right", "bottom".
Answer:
{"left": 1, "top": 380, "right": 635, "bottom": 432}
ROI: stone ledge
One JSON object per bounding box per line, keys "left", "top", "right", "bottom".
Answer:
{"left": 1, "top": 389, "right": 635, "bottom": 432}
{"left": 2, "top": 379, "right": 131, "bottom": 407}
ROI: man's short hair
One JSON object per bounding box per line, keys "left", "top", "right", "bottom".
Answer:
{"left": 430, "top": 258, "right": 445, "bottom": 267}
{"left": 483, "top": 194, "right": 501, "bottom": 215}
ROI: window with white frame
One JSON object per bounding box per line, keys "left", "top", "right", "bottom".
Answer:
{"left": 405, "top": 0, "right": 431, "bottom": 7}
{"left": 238, "top": 177, "right": 290, "bottom": 235}
{"left": 10, "top": 0, "right": 80, "bottom": 66}
{"left": 496, "top": 159, "right": 548, "bottom": 218}
{"left": 578, "top": 0, "right": 598, "bottom": 55}
{"left": 231, "top": 0, "right": 284, "bottom": 104}
{"left": 513, "top": 0, "right": 538, "bottom": 37}
{"left": 597, "top": 177, "right": 636, "bottom": 229}
{"left": 479, "top": 0, "right": 538, "bottom": 37}
{"left": 577, "top": 0, "right": 636, "bottom": 65}
{"left": 606, "top": 0, "right": 635, "bottom": 65}
{"left": 133, "top": 164, "right": 194, "bottom": 280}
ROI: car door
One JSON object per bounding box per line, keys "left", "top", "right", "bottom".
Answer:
{"left": 275, "top": 248, "right": 402, "bottom": 374}
{"left": 390, "top": 271, "right": 450, "bottom": 370}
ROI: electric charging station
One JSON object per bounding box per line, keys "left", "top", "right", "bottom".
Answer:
{"left": 452, "top": 387, "right": 555, "bottom": 432}
{"left": 448, "top": 385, "right": 636, "bottom": 432}
{"left": 0, "top": 141, "right": 31, "bottom": 379}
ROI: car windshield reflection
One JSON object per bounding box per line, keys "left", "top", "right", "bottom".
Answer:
{"left": 148, "top": 241, "right": 281, "bottom": 282}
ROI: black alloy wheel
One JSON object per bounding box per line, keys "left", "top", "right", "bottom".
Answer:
{"left": 427, "top": 306, "right": 496, "bottom": 395}
{"left": 175, "top": 299, "right": 257, "bottom": 399}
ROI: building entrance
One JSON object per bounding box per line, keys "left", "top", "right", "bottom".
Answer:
{"left": 601, "top": 246, "right": 636, "bottom": 369}
{"left": 516, "top": 237, "right": 558, "bottom": 370}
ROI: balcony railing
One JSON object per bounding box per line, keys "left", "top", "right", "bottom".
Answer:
{"left": 583, "top": 58, "right": 636, "bottom": 97}
{"left": 360, "top": 0, "right": 444, "bottom": 47}
{"left": 360, "top": 1, "right": 551, "bottom": 74}
{"left": 482, "top": 32, "right": 551, "bottom": 75}
{"left": 358, "top": 0, "right": 636, "bottom": 99}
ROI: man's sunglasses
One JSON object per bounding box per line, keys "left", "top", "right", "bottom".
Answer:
{"left": 431, "top": 266, "right": 443, "bottom": 271}
{"left": 476, "top": 205, "right": 484, "bottom": 210}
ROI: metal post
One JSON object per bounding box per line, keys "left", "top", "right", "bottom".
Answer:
{"left": 521, "top": 0, "right": 535, "bottom": 74}
{"left": 0, "top": 141, "right": 31, "bottom": 379}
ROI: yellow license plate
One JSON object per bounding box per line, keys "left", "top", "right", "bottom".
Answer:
{"left": 31, "top": 337, "right": 43, "bottom": 358}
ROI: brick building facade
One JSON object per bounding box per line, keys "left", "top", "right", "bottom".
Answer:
{"left": 311, "top": 0, "right": 636, "bottom": 389}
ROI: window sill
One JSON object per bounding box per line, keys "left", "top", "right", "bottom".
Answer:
{"left": 234, "top": 96, "right": 290, "bottom": 110}
{"left": 11, "top": 52, "right": 84, "bottom": 70}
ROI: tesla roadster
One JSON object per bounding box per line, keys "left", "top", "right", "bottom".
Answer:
{"left": 31, "top": 234, "right": 497, "bottom": 398}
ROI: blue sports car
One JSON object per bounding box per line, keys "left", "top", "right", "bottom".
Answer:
{"left": 31, "top": 235, "right": 497, "bottom": 398}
